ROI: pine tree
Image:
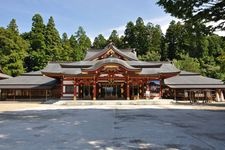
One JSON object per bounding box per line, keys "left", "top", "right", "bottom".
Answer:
{"left": 74, "top": 26, "right": 91, "bottom": 60}
{"left": 7, "top": 19, "right": 19, "bottom": 35}
{"left": 25, "top": 14, "right": 48, "bottom": 72}
{"left": 92, "top": 34, "right": 107, "bottom": 49}
{"left": 0, "top": 27, "right": 28, "bottom": 76}
{"left": 61, "top": 32, "right": 73, "bottom": 61}
{"left": 45, "top": 16, "right": 63, "bottom": 61}
{"left": 107, "top": 30, "right": 122, "bottom": 48}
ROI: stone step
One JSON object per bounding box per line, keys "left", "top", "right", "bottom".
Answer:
{"left": 53, "top": 99, "right": 175, "bottom": 105}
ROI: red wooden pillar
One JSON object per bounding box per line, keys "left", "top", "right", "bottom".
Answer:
{"left": 93, "top": 80, "right": 96, "bottom": 100}
{"left": 126, "top": 76, "right": 130, "bottom": 100}
{"left": 73, "top": 79, "right": 77, "bottom": 100}
{"left": 159, "top": 79, "right": 162, "bottom": 98}
{"left": 61, "top": 77, "right": 64, "bottom": 99}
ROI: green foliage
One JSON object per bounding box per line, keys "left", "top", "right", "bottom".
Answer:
{"left": 107, "top": 30, "right": 122, "bottom": 48}
{"left": 74, "top": 26, "right": 91, "bottom": 60}
{"left": 138, "top": 51, "right": 161, "bottom": 61}
{"left": 0, "top": 27, "right": 28, "bottom": 76}
{"left": 124, "top": 17, "right": 163, "bottom": 59}
{"left": 173, "top": 54, "right": 200, "bottom": 73}
{"left": 30, "top": 14, "right": 46, "bottom": 51}
{"left": 0, "top": 14, "right": 225, "bottom": 82}
{"left": 157, "top": 0, "right": 225, "bottom": 31}
{"left": 218, "top": 53, "right": 225, "bottom": 80}
{"left": 7, "top": 19, "right": 19, "bottom": 35}
{"left": 92, "top": 34, "right": 107, "bottom": 49}
{"left": 25, "top": 14, "right": 47, "bottom": 72}
{"left": 61, "top": 33, "right": 72, "bottom": 61}
{"left": 45, "top": 16, "right": 63, "bottom": 61}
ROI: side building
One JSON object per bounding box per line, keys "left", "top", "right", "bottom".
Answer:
{"left": 0, "top": 43, "right": 224, "bottom": 101}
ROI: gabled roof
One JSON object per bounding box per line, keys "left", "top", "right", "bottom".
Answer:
{"left": 0, "top": 68, "right": 12, "bottom": 79}
{"left": 42, "top": 63, "right": 62, "bottom": 75}
{"left": 126, "top": 61, "right": 162, "bottom": 68}
{"left": 84, "top": 44, "right": 138, "bottom": 61}
{"left": 160, "top": 63, "right": 180, "bottom": 74}
{"left": 60, "top": 61, "right": 94, "bottom": 68}
{"left": 0, "top": 75, "right": 57, "bottom": 89}
{"left": 82, "top": 58, "right": 141, "bottom": 72}
{"left": 0, "top": 73, "right": 12, "bottom": 79}
{"left": 165, "top": 71, "right": 225, "bottom": 89}
{"left": 139, "top": 63, "right": 180, "bottom": 75}
{"left": 42, "top": 62, "right": 82, "bottom": 75}
{"left": 22, "top": 71, "right": 43, "bottom": 76}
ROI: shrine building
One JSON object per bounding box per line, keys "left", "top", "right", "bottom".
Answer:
{"left": 0, "top": 43, "right": 224, "bottom": 101}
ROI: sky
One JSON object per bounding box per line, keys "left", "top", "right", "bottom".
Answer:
{"left": 0, "top": 0, "right": 223, "bottom": 41}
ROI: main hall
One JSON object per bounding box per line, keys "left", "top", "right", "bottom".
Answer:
{"left": 0, "top": 43, "right": 224, "bottom": 101}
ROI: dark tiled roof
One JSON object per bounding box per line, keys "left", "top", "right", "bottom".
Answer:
{"left": 60, "top": 61, "right": 94, "bottom": 68}
{"left": 160, "top": 63, "right": 180, "bottom": 73}
{"left": 82, "top": 58, "right": 141, "bottom": 72}
{"left": 84, "top": 49, "right": 102, "bottom": 60}
{"left": 84, "top": 45, "right": 138, "bottom": 61}
{"left": 167, "top": 84, "right": 225, "bottom": 89}
{"left": 165, "top": 75, "right": 223, "bottom": 85}
{"left": 179, "top": 71, "right": 201, "bottom": 76}
{"left": 139, "top": 63, "right": 180, "bottom": 75}
{"left": 0, "top": 73, "right": 12, "bottom": 79}
{"left": 139, "top": 68, "right": 159, "bottom": 75}
{"left": 62, "top": 68, "right": 82, "bottom": 75}
{"left": 127, "top": 61, "right": 162, "bottom": 67}
{"left": 165, "top": 73, "right": 225, "bottom": 89}
{"left": 42, "top": 63, "right": 62, "bottom": 74}
{"left": 22, "top": 71, "right": 43, "bottom": 76}
{"left": 0, "top": 75, "right": 57, "bottom": 89}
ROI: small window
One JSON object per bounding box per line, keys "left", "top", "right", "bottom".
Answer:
{"left": 65, "top": 85, "right": 74, "bottom": 93}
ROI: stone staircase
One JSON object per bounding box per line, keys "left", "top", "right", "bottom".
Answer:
{"left": 53, "top": 99, "right": 175, "bottom": 105}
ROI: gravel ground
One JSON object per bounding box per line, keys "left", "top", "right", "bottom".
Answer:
{"left": 0, "top": 102, "right": 225, "bottom": 149}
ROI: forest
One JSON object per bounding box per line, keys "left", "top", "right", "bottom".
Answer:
{"left": 0, "top": 13, "right": 225, "bottom": 81}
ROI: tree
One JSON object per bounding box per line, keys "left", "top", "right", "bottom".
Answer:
{"left": 124, "top": 21, "right": 137, "bottom": 48}
{"left": 157, "top": 0, "right": 225, "bottom": 31}
{"left": 160, "top": 36, "right": 168, "bottom": 61}
{"left": 0, "top": 27, "right": 28, "bottom": 76}
{"left": 124, "top": 17, "right": 163, "bottom": 57}
{"left": 165, "top": 20, "right": 185, "bottom": 60}
{"left": 70, "top": 26, "right": 91, "bottom": 61}
{"left": 45, "top": 16, "right": 62, "bottom": 61}
{"left": 7, "top": 19, "right": 19, "bottom": 35}
{"left": 92, "top": 34, "right": 107, "bottom": 49}
{"left": 107, "top": 30, "right": 122, "bottom": 47}
{"left": 134, "top": 17, "right": 147, "bottom": 55}
{"left": 218, "top": 52, "right": 225, "bottom": 80}
{"left": 138, "top": 51, "right": 161, "bottom": 61}
{"left": 61, "top": 32, "right": 72, "bottom": 61}
{"left": 25, "top": 14, "right": 48, "bottom": 71}
{"left": 173, "top": 54, "right": 201, "bottom": 73}
{"left": 30, "top": 14, "right": 46, "bottom": 50}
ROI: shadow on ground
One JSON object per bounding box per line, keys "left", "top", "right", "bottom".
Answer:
{"left": 0, "top": 107, "right": 225, "bottom": 150}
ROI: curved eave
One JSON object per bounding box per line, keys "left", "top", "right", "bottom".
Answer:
{"left": 82, "top": 62, "right": 141, "bottom": 72}
{"left": 85, "top": 46, "right": 138, "bottom": 61}
{"left": 166, "top": 84, "right": 225, "bottom": 89}
{"left": 159, "top": 72, "right": 180, "bottom": 79}
{"left": 0, "top": 84, "right": 56, "bottom": 89}
{"left": 41, "top": 71, "right": 63, "bottom": 77}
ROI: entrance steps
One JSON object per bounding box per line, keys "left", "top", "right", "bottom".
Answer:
{"left": 53, "top": 99, "right": 175, "bottom": 105}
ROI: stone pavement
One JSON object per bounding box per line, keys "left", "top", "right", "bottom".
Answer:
{"left": 0, "top": 104, "right": 225, "bottom": 149}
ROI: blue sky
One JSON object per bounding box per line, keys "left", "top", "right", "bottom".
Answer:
{"left": 0, "top": 0, "right": 176, "bottom": 40}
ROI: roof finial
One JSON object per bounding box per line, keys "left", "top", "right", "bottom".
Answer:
{"left": 108, "top": 41, "right": 114, "bottom": 47}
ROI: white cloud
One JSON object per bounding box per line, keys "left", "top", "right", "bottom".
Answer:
{"left": 104, "top": 15, "right": 178, "bottom": 38}
{"left": 100, "top": 15, "right": 225, "bottom": 40}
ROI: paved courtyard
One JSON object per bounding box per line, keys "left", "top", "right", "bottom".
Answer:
{"left": 0, "top": 104, "right": 225, "bottom": 150}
